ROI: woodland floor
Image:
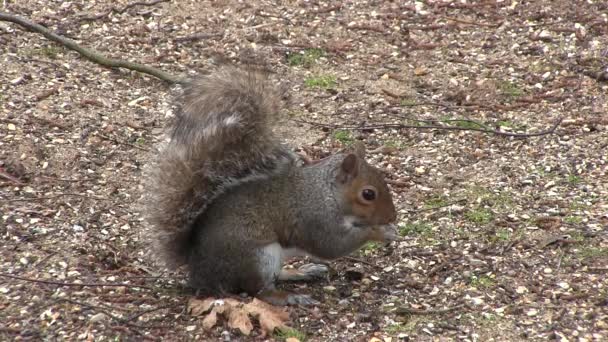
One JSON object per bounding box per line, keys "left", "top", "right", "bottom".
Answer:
{"left": 1, "top": 1, "right": 607, "bottom": 341}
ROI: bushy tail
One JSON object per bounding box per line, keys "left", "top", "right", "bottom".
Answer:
{"left": 143, "top": 65, "right": 296, "bottom": 267}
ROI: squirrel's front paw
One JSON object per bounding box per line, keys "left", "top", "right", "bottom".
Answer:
{"left": 298, "top": 263, "right": 329, "bottom": 278}
{"left": 370, "top": 224, "right": 402, "bottom": 242}
{"left": 286, "top": 293, "right": 320, "bottom": 306}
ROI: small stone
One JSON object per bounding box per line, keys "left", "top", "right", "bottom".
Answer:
{"left": 527, "top": 308, "right": 538, "bottom": 317}
{"left": 19, "top": 258, "right": 28, "bottom": 265}
{"left": 7, "top": 123, "right": 16, "bottom": 131}
{"left": 186, "top": 325, "right": 196, "bottom": 332}
{"left": 415, "top": 166, "right": 425, "bottom": 174}
{"left": 516, "top": 286, "right": 528, "bottom": 294}
{"left": 286, "top": 338, "right": 301, "bottom": 342}
{"left": 595, "top": 320, "right": 608, "bottom": 329}
{"left": 471, "top": 297, "right": 484, "bottom": 305}
{"left": 323, "top": 286, "right": 336, "bottom": 293}
{"left": 544, "top": 268, "right": 553, "bottom": 274}
{"left": 557, "top": 282, "right": 570, "bottom": 289}
{"left": 538, "top": 30, "right": 552, "bottom": 40}
{"left": 89, "top": 313, "right": 106, "bottom": 323}
{"left": 383, "top": 266, "right": 394, "bottom": 272}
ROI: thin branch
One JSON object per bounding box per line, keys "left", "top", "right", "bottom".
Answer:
{"left": 0, "top": 273, "right": 153, "bottom": 290}
{"left": 76, "top": 0, "right": 169, "bottom": 22}
{"left": 2, "top": 192, "right": 110, "bottom": 203}
{"left": 98, "top": 133, "right": 151, "bottom": 151}
{"left": 395, "top": 304, "right": 464, "bottom": 316}
{"left": 294, "top": 117, "right": 563, "bottom": 138}
{"left": 341, "top": 256, "right": 382, "bottom": 269}
{"left": 0, "top": 12, "right": 184, "bottom": 84}
{"left": 0, "top": 168, "right": 24, "bottom": 185}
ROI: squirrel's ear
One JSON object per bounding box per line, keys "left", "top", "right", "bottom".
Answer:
{"left": 351, "top": 141, "right": 366, "bottom": 159}
{"left": 337, "top": 154, "right": 359, "bottom": 183}
{"left": 341, "top": 141, "right": 366, "bottom": 159}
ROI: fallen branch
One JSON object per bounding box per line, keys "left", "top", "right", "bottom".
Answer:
{"left": 0, "top": 12, "right": 184, "bottom": 84}
{"left": 294, "top": 117, "right": 563, "bottom": 138}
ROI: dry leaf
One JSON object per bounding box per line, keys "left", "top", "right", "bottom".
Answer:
{"left": 228, "top": 308, "right": 253, "bottom": 335}
{"left": 202, "top": 307, "right": 219, "bottom": 330}
{"left": 244, "top": 298, "right": 290, "bottom": 336}
{"left": 188, "top": 298, "right": 216, "bottom": 316}
{"left": 190, "top": 297, "right": 290, "bottom": 336}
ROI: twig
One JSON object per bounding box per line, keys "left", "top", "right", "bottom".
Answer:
{"left": 174, "top": 32, "right": 223, "bottom": 43}
{"left": 75, "top": 0, "right": 169, "bottom": 22}
{"left": 294, "top": 117, "right": 563, "bottom": 138}
{"left": 125, "top": 304, "right": 179, "bottom": 322}
{"left": 341, "top": 256, "right": 382, "bottom": 269}
{"left": 0, "top": 169, "right": 24, "bottom": 185}
{"left": 98, "top": 133, "right": 151, "bottom": 151}
{"left": 2, "top": 192, "right": 110, "bottom": 203}
{"left": 0, "top": 273, "right": 153, "bottom": 290}
{"left": 395, "top": 304, "right": 464, "bottom": 316}
{"left": 0, "top": 12, "right": 183, "bottom": 84}
{"left": 443, "top": 16, "right": 502, "bottom": 28}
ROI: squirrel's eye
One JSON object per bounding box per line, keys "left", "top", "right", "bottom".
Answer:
{"left": 361, "top": 188, "right": 376, "bottom": 201}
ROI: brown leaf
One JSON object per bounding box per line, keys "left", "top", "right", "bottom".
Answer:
{"left": 202, "top": 308, "right": 219, "bottom": 330}
{"left": 535, "top": 216, "right": 561, "bottom": 230}
{"left": 244, "top": 298, "right": 290, "bottom": 336}
{"left": 227, "top": 308, "right": 253, "bottom": 335}
{"left": 187, "top": 297, "right": 216, "bottom": 316}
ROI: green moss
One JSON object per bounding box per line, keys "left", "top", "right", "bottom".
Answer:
{"left": 470, "top": 275, "right": 495, "bottom": 289}
{"left": 465, "top": 208, "right": 494, "bottom": 225}
{"left": 499, "top": 81, "right": 524, "bottom": 98}
{"left": 304, "top": 75, "right": 337, "bottom": 89}
{"left": 567, "top": 174, "right": 582, "bottom": 185}
{"left": 576, "top": 247, "right": 608, "bottom": 261}
{"left": 275, "top": 327, "right": 307, "bottom": 341}
{"left": 564, "top": 216, "right": 583, "bottom": 224}
{"left": 424, "top": 195, "right": 449, "bottom": 209}
{"left": 333, "top": 130, "right": 353, "bottom": 144}
{"left": 287, "top": 48, "right": 325, "bottom": 67}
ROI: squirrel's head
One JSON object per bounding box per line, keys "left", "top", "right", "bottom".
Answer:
{"left": 337, "top": 142, "right": 397, "bottom": 227}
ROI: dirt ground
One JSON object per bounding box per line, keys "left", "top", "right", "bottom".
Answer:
{"left": 1, "top": 1, "right": 607, "bottom": 341}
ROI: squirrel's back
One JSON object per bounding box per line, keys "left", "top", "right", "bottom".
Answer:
{"left": 143, "top": 65, "right": 297, "bottom": 267}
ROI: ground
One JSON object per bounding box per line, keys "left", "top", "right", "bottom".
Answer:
{"left": 1, "top": 0, "right": 607, "bottom": 341}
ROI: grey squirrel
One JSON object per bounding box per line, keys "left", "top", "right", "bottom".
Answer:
{"left": 144, "top": 65, "right": 399, "bottom": 306}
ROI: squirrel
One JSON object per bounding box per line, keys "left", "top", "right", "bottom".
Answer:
{"left": 143, "top": 64, "right": 399, "bottom": 306}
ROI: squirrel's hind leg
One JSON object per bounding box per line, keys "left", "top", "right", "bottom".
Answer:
{"left": 253, "top": 243, "right": 321, "bottom": 306}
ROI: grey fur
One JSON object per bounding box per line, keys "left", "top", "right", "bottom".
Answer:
{"left": 143, "top": 65, "right": 397, "bottom": 298}
{"left": 143, "top": 65, "right": 296, "bottom": 267}
{"left": 187, "top": 153, "right": 394, "bottom": 295}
